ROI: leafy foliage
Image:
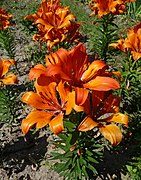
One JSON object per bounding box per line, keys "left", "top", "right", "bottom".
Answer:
{"left": 0, "top": 29, "right": 15, "bottom": 58}
{"left": 50, "top": 119, "right": 103, "bottom": 179}
{"left": 0, "top": 85, "right": 19, "bottom": 124}
{"left": 20, "top": 18, "right": 38, "bottom": 36}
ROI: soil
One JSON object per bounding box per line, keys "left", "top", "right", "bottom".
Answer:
{"left": 0, "top": 124, "right": 63, "bottom": 180}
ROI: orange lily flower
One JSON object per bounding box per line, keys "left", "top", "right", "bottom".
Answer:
{"left": 89, "top": 0, "right": 131, "bottom": 18}
{"left": 0, "top": 8, "right": 12, "bottom": 30}
{"left": 110, "top": 22, "right": 141, "bottom": 61}
{"left": 109, "top": 38, "right": 127, "bottom": 52}
{"left": 0, "top": 59, "right": 18, "bottom": 85}
{"left": 21, "top": 81, "right": 82, "bottom": 135}
{"left": 24, "top": 0, "right": 81, "bottom": 50}
{"left": 29, "top": 43, "right": 120, "bottom": 105}
{"left": 78, "top": 91, "right": 128, "bottom": 146}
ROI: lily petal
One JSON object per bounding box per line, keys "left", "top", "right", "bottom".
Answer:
{"left": 37, "top": 74, "right": 54, "bottom": 86}
{"left": 22, "top": 110, "right": 53, "bottom": 134}
{"left": 1, "top": 73, "right": 18, "bottom": 84}
{"left": 75, "top": 87, "right": 89, "bottom": 106}
{"left": 99, "top": 124, "right": 123, "bottom": 146}
{"left": 46, "top": 48, "right": 69, "bottom": 66}
{"left": 49, "top": 113, "right": 64, "bottom": 134}
{"left": 47, "top": 64, "right": 71, "bottom": 81}
{"left": 66, "top": 91, "right": 82, "bottom": 115}
{"left": 0, "top": 59, "right": 16, "bottom": 77}
{"left": 105, "top": 113, "right": 128, "bottom": 127}
{"left": 58, "top": 81, "right": 69, "bottom": 105}
{"left": 35, "top": 81, "right": 57, "bottom": 100}
{"left": 59, "top": 13, "right": 75, "bottom": 28}
{"left": 22, "top": 91, "right": 50, "bottom": 109}
{"left": 78, "top": 116, "right": 98, "bottom": 131}
{"left": 98, "top": 94, "right": 121, "bottom": 116}
{"left": 84, "top": 76, "right": 120, "bottom": 91}
{"left": 91, "top": 91, "right": 109, "bottom": 115}
{"left": 81, "top": 60, "right": 107, "bottom": 81}
{"left": 131, "top": 51, "right": 141, "bottom": 61}
{"left": 29, "top": 64, "right": 47, "bottom": 80}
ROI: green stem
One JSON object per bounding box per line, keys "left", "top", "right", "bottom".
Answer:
{"left": 101, "top": 14, "right": 115, "bottom": 62}
{"left": 130, "top": 59, "right": 137, "bottom": 72}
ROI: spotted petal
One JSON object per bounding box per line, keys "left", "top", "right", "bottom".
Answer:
{"left": 22, "top": 91, "right": 50, "bottom": 109}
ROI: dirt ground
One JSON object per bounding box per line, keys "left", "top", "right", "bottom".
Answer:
{"left": 0, "top": 124, "right": 63, "bottom": 180}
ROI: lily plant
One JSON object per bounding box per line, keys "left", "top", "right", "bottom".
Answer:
{"left": 24, "top": 0, "right": 81, "bottom": 51}
{"left": 21, "top": 42, "right": 128, "bottom": 178}
{"left": 0, "top": 59, "right": 18, "bottom": 86}
{"left": 0, "top": 8, "right": 12, "bottom": 30}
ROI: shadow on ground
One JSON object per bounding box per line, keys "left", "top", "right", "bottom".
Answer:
{"left": 0, "top": 130, "right": 49, "bottom": 177}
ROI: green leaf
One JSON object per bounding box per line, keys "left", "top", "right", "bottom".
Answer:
{"left": 70, "top": 131, "right": 79, "bottom": 145}
{"left": 86, "top": 149, "right": 93, "bottom": 156}
{"left": 50, "top": 152, "right": 65, "bottom": 160}
{"left": 64, "top": 151, "right": 73, "bottom": 158}
{"left": 60, "top": 168, "right": 71, "bottom": 178}
{"left": 59, "top": 159, "right": 72, "bottom": 174}
{"left": 51, "top": 150, "right": 73, "bottom": 161}
{"left": 87, "top": 156, "right": 99, "bottom": 164}
{"left": 66, "top": 134, "right": 73, "bottom": 149}
{"left": 50, "top": 141, "right": 66, "bottom": 151}
{"left": 64, "top": 120, "right": 76, "bottom": 130}
{"left": 76, "top": 158, "right": 81, "bottom": 175}
{"left": 126, "top": 165, "right": 133, "bottom": 172}
{"left": 57, "top": 133, "right": 68, "bottom": 142}
{"left": 82, "top": 165, "right": 89, "bottom": 178}
{"left": 79, "top": 155, "right": 83, "bottom": 167}
{"left": 54, "top": 162, "right": 67, "bottom": 173}
{"left": 87, "top": 163, "right": 97, "bottom": 174}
